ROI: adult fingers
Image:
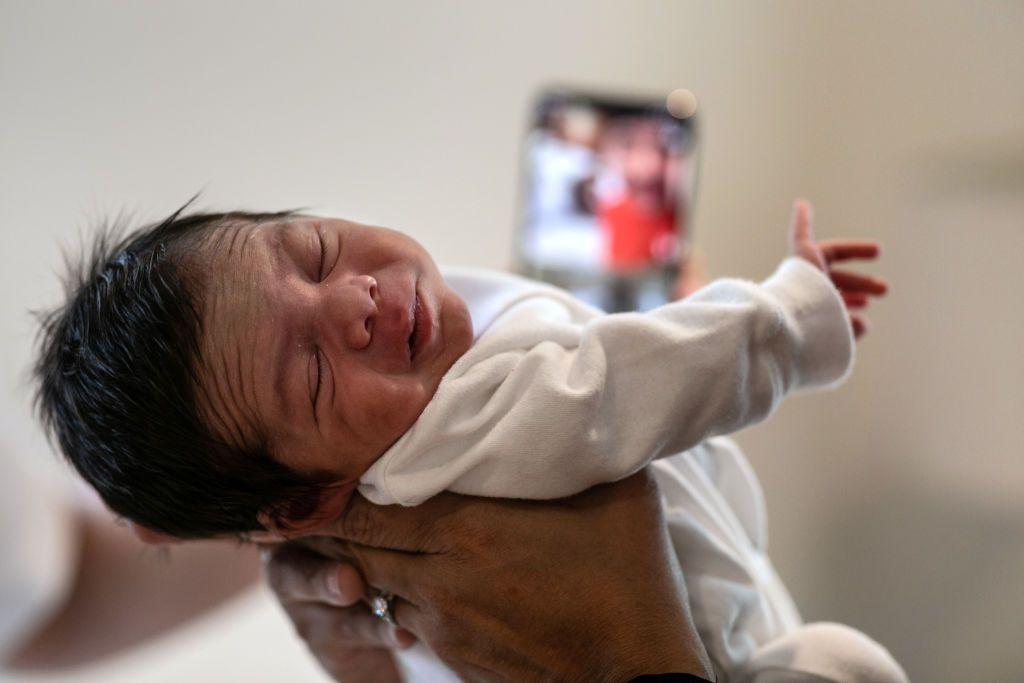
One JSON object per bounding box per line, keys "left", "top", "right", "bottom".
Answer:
{"left": 295, "top": 535, "right": 429, "bottom": 604}
{"left": 390, "top": 597, "right": 430, "bottom": 647}
{"left": 819, "top": 240, "right": 880, "bottom": 262}
{"left": 314, "top": 646, "right": 403, "bottom": 683}
{"left": 830, "top": 269, "right": 889, "bottom": 295}
{"left": 285, "top": 601, "right": 411, "bottom": 650}
{"left": 279, "top": 602, "right": 410, "bottom": 683}
{"left": 347, "top": 542, "right": 429, "bottom": 603}
{"left": 263, "top": 544, "right": 365, "bottom": 607}
{"left": 319, "top": 492, "right": 465, "bottom": 552}
{"left": 290, "top": 535, "right": 430, "bottom": 605}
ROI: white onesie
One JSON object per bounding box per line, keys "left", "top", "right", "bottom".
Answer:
{"left": 360, "top": 259, "right": 906, "bottom": 682}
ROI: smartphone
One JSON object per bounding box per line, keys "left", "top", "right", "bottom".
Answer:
{"left": 515, "top": 87, "right": 699, "bottom": 312}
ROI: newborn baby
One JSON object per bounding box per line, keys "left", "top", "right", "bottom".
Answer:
{"left": 35, "top": 200, "right": 905, "bottom": 681}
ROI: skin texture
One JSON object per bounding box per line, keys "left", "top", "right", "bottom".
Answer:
{"left": 192, "top": 217, "right": 473, "bottom": 493}
{"left": 259, "top": 199, "right": 888, "bottom": 681}
{"left": 266, "top": 471, "right": 715, "bottom": 683}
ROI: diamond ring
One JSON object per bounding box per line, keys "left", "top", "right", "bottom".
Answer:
{"left": 370, "top": 590, "right": 396, "bottom": 625}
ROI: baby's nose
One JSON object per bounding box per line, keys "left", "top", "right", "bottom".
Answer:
{"left": 339, "top": 275, "right": 378, "bottom": 350}
{"left": 352, "top": 275, "right": 379, "bottom": 303}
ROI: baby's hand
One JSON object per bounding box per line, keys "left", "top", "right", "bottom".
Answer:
{"left": 788, "top": 199, "right": 887, "bottom": 339}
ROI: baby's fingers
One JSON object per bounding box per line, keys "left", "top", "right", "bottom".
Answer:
{"left": 850, "top": 313, "right": 870, "bottom": 339}
{"left": 819, "top": 240, "right": 880, "bottom": 263}
{"left": 842, "top": 291, "right": 870, "bottom": 309}
{"left": 831, "top": 269, "right": 888, "bottom": 296}
{"left": 789, "top": 199, "right": 814, "bottom": 247}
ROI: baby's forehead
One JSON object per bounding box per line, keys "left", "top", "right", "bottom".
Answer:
{"left": 196, "top": 214, "right": 374, "bottom": 293}
{"left": 207, "top": 214, "right": 358, "bottom": 253}
{"left": 190, "top": 221, "right": 284, "bottom": 451}
{"left": 207, "top": 215, "right": 294, "bottom": 250}
{"left": 194, "top": 223, "right": 278, "bottom": 305}
{"left": 196, "top": 217, "right": 299, "bottom": 273}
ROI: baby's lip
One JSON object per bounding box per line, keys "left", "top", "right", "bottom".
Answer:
{"left": 410, "top": 287, "right": 433, "bottom": 364}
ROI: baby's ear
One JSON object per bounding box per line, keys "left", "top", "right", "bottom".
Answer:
{"left": 129, "top": 521, "right": 184, "bottom": 545}
{"left": 257, "top": 480, "right": 358, "bottom": 539}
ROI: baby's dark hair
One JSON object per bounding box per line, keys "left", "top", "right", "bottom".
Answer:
{"left": 34, "top": 201, "right": 327, "bottom": 539}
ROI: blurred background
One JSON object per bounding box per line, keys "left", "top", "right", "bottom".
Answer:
{"left": 1, "top": 1, "right": 1022, "bottom": 681}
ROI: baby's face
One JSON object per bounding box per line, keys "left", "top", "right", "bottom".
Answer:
{"left": 194, "top": 216, "right": 472, "bottom": 483}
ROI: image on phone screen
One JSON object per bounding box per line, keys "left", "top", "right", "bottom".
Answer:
{"left": 516, "top": 88, "right": 699, "bottom": 312}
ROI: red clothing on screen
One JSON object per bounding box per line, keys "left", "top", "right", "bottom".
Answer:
{"left": 600, "top": 195, "right": 677, "bottom": 270}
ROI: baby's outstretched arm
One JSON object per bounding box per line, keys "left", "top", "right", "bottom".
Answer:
{"left": 362, "top": 201, "right": 884, "bottom": 505}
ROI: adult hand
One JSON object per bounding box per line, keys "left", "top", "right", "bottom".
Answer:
{"left": 788, "top": 198, "right": 888, "bottom": 339}
{"left": 265, "top": 470, "right": 713, "bottom": 682}
{"left": 263, "top": 544, "right": 412, "bottom": 683}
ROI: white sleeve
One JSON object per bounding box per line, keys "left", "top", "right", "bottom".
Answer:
{"left": 360, "top": 258, "right": 853, "bottom": 505}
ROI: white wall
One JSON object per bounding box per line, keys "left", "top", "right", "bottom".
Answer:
{"left": 1, "top": 2, "right": 1021, "bottom": 681}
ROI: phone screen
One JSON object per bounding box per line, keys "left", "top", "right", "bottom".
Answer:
{"left": 516, "top": 88, "right": 699, "bottom": 312}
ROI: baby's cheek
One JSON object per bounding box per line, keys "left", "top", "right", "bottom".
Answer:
{"left": 383, "top": 379, "right": 431, "bottom": 431}
{"left": 336, "top": 377, "right": 433, "bottom": 477}
{"left": 273, "top": 427, "right": 338, "bottom": 476}
{"left": 355, "top": 377, "right": 430, "bottom": 442}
